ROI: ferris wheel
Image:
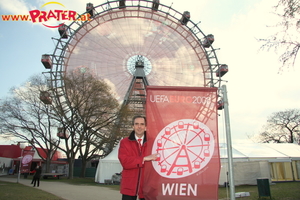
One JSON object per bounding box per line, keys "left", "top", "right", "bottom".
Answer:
{"left": 40, "top": 0, "right": 228, "bottom": 122}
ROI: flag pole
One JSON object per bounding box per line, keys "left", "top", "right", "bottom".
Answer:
{"left": 221, "top": 85, "right": 235, "bottom": 200}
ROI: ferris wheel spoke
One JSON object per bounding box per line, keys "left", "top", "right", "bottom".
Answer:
{"left": 160, "top": 148, "right": 180, "bottom": 163}
{"left": 185, "top": 130, "right": 205, "bottom": 147}
{"left": 161, "top": 136, "right": 180, "bottom": 146}
{"left": 187, "top": 148, "right": 205, "bottom": 162}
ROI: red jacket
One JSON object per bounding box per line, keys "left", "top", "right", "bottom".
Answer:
{"left": 118, "top": 131, "right": 147, "bottom": 198}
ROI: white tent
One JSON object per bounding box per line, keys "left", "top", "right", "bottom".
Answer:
{"left": 95, "top": 142, "right": 122, "bottom": 183}
{"left": 95, "top": 142, "right": 300, "bottom": 185}
{"left": 219, "top": 143, "right": 269, "bottom": 185}
{"left": 219, "top": 143, "right": 300, "bottom": 185}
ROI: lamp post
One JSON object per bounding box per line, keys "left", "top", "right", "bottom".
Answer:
{"left": 17, "top": 142, "right": 26, "bottom": 183}
{"left": 221, "top": 85, "right": 235, "bottom": 200}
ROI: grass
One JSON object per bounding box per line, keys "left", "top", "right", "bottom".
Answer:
{"left": 218, "top": 182, "right": 300, "bottom": 200}
{"left": 0, "top": 181, "right": 65, "bottom": 200}
{"left": 1, "top": 176, "right": 300, "bottom": 200}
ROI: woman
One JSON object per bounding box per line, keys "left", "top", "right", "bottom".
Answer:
{"left": 32, "top": 166, "right": 42, "bottom": 187}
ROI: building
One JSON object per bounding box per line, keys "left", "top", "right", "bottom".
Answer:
{"left": 0, "top": 143, "right": 67, "bottom": 175}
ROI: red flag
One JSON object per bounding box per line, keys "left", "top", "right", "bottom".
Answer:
{"left": 21, "top": 150, "right": 35, "bottom": 173}
{"left": 144, "top": 86, "right": 220, "bottom": 200}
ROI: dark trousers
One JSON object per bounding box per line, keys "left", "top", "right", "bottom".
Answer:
{"left": 122, "top": 194, "right": 145, "bottom": 200}
{"left": 33, "top": 177, "right": 40, "bottom": 187}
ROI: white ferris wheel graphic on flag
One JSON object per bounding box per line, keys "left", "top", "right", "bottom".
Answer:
{"left": 152, "top": 119, "right": 215, "bottom": 179}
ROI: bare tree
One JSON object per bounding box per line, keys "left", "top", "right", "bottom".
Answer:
{"left": 50, "top": 69, "right": 124, "bottom": 178}
{"left": 257, "top": 109, "right": 300, "bottom": 144}
{"left": 0, "top": 70, "right": 127, "bottom": 178}
{"left": 259, "top": 0, "right": 300, "bottom": 71}
{"left": 0, "top": 75, "right": 60, "bottom": 172}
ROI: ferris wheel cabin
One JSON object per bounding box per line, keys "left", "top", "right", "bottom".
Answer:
{"left": 41, "top": 54, "right": 52, "bottom": 69}
{"left": 119, "top": 0, "right": 126, "bottom": 9}
{"left": 216, "top": 64, "right": 228, "bottom": 77}
{"left": 58, "top": 24, "right": 68, "bottom": 39}
{"left": 180, "top": 11, "right": 190, "bottom": 25}
{"left": 57, "top": 127, "right": 69, "bottom": 139}
{"left": 86, "top": 3, "right": 94, "bottom": 17}
{"left": 217, "top": 100, "right": 224, "bottom": 110}
{"left": 40, "top": 91, "right": 52, "bottom": 104}
{"left": 152, "top": 0, "right": 160, "bottom": 11}
{"left": 202, "top": 34, "right": 215, "bottom": 48}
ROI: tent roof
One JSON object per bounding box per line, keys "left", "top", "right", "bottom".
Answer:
{"left": 219, "top": 143, "right": 248, "bottom": 159}
{"left": 0, "top": 145, "right": 63, "bottom": 160}
{"left": 233, "top": 143, "right": 288, "bottom": 158}
{"left": 220, "top": 143, "right": 300, "bottom": 160}
{"left": 102, "top": 142, "right": 120, "bottom": 161}
{"left": 264, "top": 143, "right": 300, "bottom": 159}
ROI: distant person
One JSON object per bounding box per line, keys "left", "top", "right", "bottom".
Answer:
{"left": 118, "top": 115, "right": 158, "bottom": 200}
{"left": 32, "top": 166, "right": 42, "bottom": 187}
{"left": 30, "top": 167, "right": 37, "bottom": 184}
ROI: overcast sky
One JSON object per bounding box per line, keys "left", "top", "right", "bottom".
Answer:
{"left": 0, "top": 0, "right": 299, "bottom": 145}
